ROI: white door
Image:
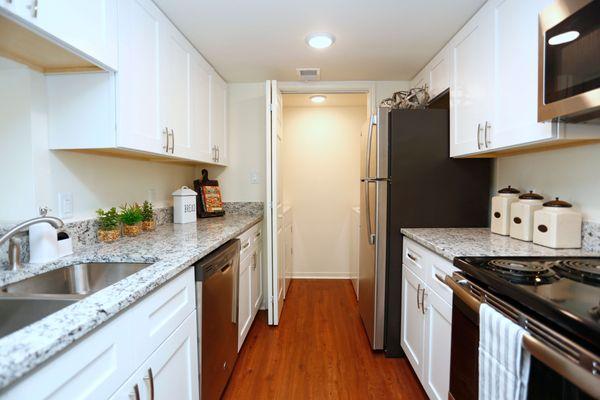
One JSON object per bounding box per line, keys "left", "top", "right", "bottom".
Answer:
{"left": 284, "top": 223, "right": 293, "bottom": 298}
{"left": 423, "top": 288, "right": 453, "bottom": 400}
{"left": 491, "top": 0, "right": 554, "bottom": 150}
{"left": 210, "top": 73, "right": 228, "bottom": 164}
{"left": 449, "top": 7, "right": 494, "bottom": 157}
{"left": 30, "top": 0, "right": 118, "bottom": 70}
{"left": 116, "top": 0, "right": 164, "bottom": 155}
{"left": 401, "top": 265, "right": 426, "bottom": 379}
{"left": 266, "top": 80, "right": 285, "bottom": 325}
{"left": 160, "top": 23, "right": 193, "bottom": 159}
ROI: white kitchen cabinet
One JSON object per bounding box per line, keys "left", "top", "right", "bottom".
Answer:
{"left": 423, "top": 287, "right": 453, "bottom": 400}
{"left": 0, "top": 0, "right": 117, "bottom": 71}
{"left": 449, "top": 3, "right": 494, "bottom": 157}
{"left": 2, "top": 268, "right": 197, "bottom": 400}
{"left": 210, "top": 73, "right": 228, "bottom": 165}
{"left": 428, "top": 47, "right": 450, "bottom": 100}
{"left": 190, "top": 52, "right": 214, "bottom": 163}
{"left": 401, "top": 265, "right": 426, "bottom": 378}
{"left": 237, "top": 223, "right": 264, "bottom": 351}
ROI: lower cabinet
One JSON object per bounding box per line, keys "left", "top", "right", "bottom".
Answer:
{"left": 237, "top": 223, "right": 264, "bottom": 351}
{"left": 2, "top": 268, "right": 199, "bottom": 400}
{"left": 401, "top": 238, "right": 455, "bottom": 400}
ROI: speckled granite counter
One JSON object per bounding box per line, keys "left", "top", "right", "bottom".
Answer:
{"left": 0, "top": 209, "right": 263, "bottom": 390}
{"left": 401, "top": 228, "right": 600, "bottom": 262}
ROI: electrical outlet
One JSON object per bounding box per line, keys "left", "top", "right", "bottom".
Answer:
{"left": 58, "top": 192, "right": 73, "bottom": 219}
{"left": 250, "top": 171, "right": 259, "bottom": 184}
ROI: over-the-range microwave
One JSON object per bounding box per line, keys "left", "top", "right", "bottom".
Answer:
{"left": 538, "top": 0, "right": 600, "bottom": 122}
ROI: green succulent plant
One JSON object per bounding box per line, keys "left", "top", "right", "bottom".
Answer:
{"left": 119, "top": 203, "right": 143, "bottom": 226}
{"left": 96, "top": 207, "right": 120, "bottom": 231}
{"left": 142, "top": 201, "right": 154, "bottom": 222}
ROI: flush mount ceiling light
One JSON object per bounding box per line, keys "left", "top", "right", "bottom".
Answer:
{"left": 310, "top": 95, "right": 327, "bottom": 103}
{"left": 548, "top": 30, "right": 580, "bottom": 45}
{"left": 306, "top": 33, "right": 335, "bottom": 49}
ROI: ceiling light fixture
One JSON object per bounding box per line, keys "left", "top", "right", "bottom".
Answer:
{"left": 548, "top": 30, "right": 580, "bottom": 45}
{"left": 310, "top": 95, "right": 327, "bottom": 104}
{"left": 306, "top": 33, "right": 335, "bottom": 49}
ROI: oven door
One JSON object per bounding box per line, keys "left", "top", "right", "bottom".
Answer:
{"left": 446, "top": 275, "right": 599, "bottom": 400}
{"left": 538, "top": 0, "right": 600, "bottom": 122}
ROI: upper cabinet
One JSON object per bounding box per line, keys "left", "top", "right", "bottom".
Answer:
{"left": 0, "top": 0, "right": 118, "bottom": 71}
{"left": 46, "top": 0, "right": 228, "bottom": 166}
{"left": 412, "top": 0, "right": 600, "bottom": 158}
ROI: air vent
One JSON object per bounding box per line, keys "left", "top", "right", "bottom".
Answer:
{"left": 296, "top": 68, "right": 321, "bottom": 81}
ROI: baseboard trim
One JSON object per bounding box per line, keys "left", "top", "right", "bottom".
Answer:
{"left": 288, "top": 272, "right": 351, "bottom": 279}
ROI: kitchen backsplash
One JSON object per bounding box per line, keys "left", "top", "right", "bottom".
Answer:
{"left": 0, "top": 202, "right": 263, "bottom": 265}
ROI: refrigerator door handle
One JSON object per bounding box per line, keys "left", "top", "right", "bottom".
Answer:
{"left": 364, "top": 113, "right": 377, "bottom": 179}
{"left": 364, "top": 180, "right": 376, "bottom": 245}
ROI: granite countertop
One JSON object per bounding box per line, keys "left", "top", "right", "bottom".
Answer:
{"left": 401, "top": 227, "right": 600, "bottom": 262}
{"left": 0, "top": 210, "right": 263, "bottom": 390}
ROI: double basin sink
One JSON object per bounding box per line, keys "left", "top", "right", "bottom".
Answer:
{"left": 0, "top": 262, "right": 151, "bottom": 338}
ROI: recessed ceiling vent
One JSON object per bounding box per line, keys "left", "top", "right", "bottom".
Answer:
{"left": 296, "top": 68, "right": 321, "bottom": 81}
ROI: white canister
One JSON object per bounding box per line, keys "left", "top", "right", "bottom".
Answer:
{"left": 509, "top": 191, "right": 544, "bottom": 242}
{"left": 172, "top": 186, "right": 198, "bottom": 224}
{"left": 533, "top": 198, "right": 582, "bottom": 249}
{"left": 29, "top": 222, "right": 59, "bottom": 263}
{"left": 491, "top": 186, "right": 520, "bottom": 236}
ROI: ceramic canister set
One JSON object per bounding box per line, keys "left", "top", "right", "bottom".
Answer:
{"left": 490, "top": 186, "right": 582, "bottom": 249}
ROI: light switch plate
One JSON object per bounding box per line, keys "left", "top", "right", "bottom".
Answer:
{"left": 58, "top": 192, "right": 73, "bottom": 219}
{"left": 250, "top": 171, "right": 259, "bottom": 184}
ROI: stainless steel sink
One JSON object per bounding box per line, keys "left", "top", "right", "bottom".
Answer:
{"left": 1, "top": 263, "right": 152, "bottom": 296}
{"left": 0, "top": 297, "right": 78, "bottom": 338}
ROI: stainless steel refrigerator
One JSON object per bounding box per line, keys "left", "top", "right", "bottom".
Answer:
{"left": 359, "top": 99, "right": 490, "bottom": 355}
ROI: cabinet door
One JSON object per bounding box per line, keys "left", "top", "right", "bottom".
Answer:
{"left": 190, "top": 53, "right": 213, "bottom": 162}
{"left": 251, "top": 244, "right": 263, "bottom": 315}
{"left": 210, "top": 73, "right": 228, "bottom": 165}
{"left": 116, "top": 0, "right": 164, "bottom": 155}
{"left": 18, "top": 0, "right": 118, "bottom": 70}
{"left": 449, "top": 7, "right": 494, "bottom": 157}
{"left": 238, "top": 253, "right": 253, "bottom": 350}
{"left": 401, "top": 265, "right": 426, "bottom": 378}
{"left": 423, "top": 289, "right": 453, "bottom": 400}
{"left": 144, "top": 312, "right": 199, "bottom": 400}
{"left": 160, "top": 23, "right": 194, "bottom": 160}
{"left": 429, "top": 48, "right": 450, "bottom": 99}
{"left": 491, "top": 0, "right": 554, "bottom": 150}
{"left": 411, "top": 68, "right": 427, "bottom": 89}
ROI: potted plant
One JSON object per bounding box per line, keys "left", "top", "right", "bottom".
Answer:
{"left": 120, "top": 203, "right": 143, "bottom": 237}
{"left": 96, "top": 207, "right": 121, "bottom": 242}
{"left": 141, "top": 200, "right": 156, "bottom": 231}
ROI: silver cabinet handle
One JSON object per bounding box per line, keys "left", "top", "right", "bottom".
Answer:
{"left": 170, "top": 128, "right": 175, "bottom": 154}
{"left": 143, "top": 368, "right": 155, "bottom": 400}
{"left": 130, "top": 384, "right": 141, "bottom": 400}
{"left": 163, "top": 127, "right": 170, "bottom": 152}
{"left": 435, "top": 273, "right": 447, "bottom": 285}
{"left": 476, "top": 123, "right": 483, "bottom": 150}
{"left": 242, "top": 241, "right": 250, "bottom": 250}
{"left": 252, "top": 252, "right": 257, "bottom": 269}
{"left": 484, "top": 121, "right": 491, "bottom": 147}
{"left": 27, "top": 0, "right": 38, "bottom": 17}
{"left": 255, "top": 230, "right": 262, "bottom": 238}
{"left": 216, "top": 145, "right": 220, "bottom": 162}
{"left": 416, "top": 283, "right": 421, "bottom": 311}
{"left": 419, "top": 288, "right": 427, "bottom": 315}
{"left": 407, "top": 252, "right": 417, "bottom": 262}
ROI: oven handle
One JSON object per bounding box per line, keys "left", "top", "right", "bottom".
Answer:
{"left": 439, "top": 273, "right": 600, "bottom": 399}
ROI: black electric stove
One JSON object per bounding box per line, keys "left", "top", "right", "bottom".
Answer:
{"left": 453, "top": 256, "right": 600, "bottom": 351}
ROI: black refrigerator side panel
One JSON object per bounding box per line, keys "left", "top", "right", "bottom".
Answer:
{"left": 384, "top": 108, "right": 491, "bottom": 357}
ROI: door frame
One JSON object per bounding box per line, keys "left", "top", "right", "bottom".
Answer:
{"left": 265, "top": 81, "right": 377, "bottom": 325}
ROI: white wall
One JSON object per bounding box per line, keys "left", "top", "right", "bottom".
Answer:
{"left": 0, "top": 62, "right": 196, "bottom": 222}
{"left": 282, "top": 104, "right": 366, "bottom": 278}
{"left": 496, "top": 143, "right": 600, "bottom": 222}
{"left": 374, "top": 80, "right": 411, "bottom": 104}
{"left": 202, "top": 82, "right": 266, "bottom": 202}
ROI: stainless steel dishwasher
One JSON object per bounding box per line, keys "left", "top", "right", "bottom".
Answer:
{"left": 195, "top": 239, "right": 240, "bottom": 400}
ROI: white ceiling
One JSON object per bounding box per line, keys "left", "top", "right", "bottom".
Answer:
{"left": 154, "top": 0, "right": 486, "bottom": 83}
{"left": 283, "top": 93, "right": 367, "bottom": 108}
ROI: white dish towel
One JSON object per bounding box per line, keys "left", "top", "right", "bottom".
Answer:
{"left": 479, "top": 303, "right": 531, "bottom": 400}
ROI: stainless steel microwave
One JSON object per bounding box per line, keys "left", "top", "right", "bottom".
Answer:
{"left": 538, "top": 0, "right": 600, "bottom": 122}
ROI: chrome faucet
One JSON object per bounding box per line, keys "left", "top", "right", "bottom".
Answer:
{"left": 0, "top": 216, "right": 64, "bottom": 271}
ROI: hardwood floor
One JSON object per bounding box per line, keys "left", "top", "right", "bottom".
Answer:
{"left": 222, "top": 279, "right": 427, "bottom": 400}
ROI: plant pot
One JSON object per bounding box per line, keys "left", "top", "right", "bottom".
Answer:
{"left": 98, "top": 229, "right": 120, "bottom": 243}
{"left": 141, "top": 220, "right": 156, "bottom": 231}
{"left": 123, "top": 223, "right": 142, "bottom": 237}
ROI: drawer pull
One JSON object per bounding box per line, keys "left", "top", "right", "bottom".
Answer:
{"left": 255, "top": 230, "right": 262, "bottom": 238}
{"left": 435, "top": 273, "right": 447, "bottom": 285}
{"left": 143, "top": 368, "right": 155, "bottom": 400}
{"left": 130, "top": 384, "right": 141, "bottom": 400}
{"left": 242, "top": 241, "right": 250, "bottom": 250}
{"left": 416, "top": 283, "right": 421, "bottom": 311}
{"left": 407, "top": 252, "right": 417, "bottom": 262}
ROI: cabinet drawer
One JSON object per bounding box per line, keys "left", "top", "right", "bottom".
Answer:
{"left": 403, "top": 239, "right": 429, "bottom": 280}
{"left": 427, "top": 253, "right": 457, "bottom": 305}
{"left": 237, "top": 223, "right": 260, "bottom": 260}
{"left": 252, "top": 224, "right": 263, "bottom": 245}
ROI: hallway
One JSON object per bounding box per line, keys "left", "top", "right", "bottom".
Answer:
{"left": 222, "top": 279, "right": 427, "bottom": 400}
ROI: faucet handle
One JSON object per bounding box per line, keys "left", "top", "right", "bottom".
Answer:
{"left": 39, "top": 206, "right": 51, "bottom": 217}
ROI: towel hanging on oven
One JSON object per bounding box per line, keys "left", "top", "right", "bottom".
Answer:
{"left": 479, "top": 303, "right": 531, "bottom": 400}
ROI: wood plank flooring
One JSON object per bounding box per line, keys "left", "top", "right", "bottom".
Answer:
{"left": 222, "top": 279, "right": 427, "bottom": 400}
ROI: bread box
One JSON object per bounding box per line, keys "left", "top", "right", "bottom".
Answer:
{"left": 533, "top": 198, "right": 582, "bottom": 249}
{"left": 510, "top": 191, "right": 544, "bottom": 242}
{"left": 491, "top": 186, "right": 520, "bottom": 236}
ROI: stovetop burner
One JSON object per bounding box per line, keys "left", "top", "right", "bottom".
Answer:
{"left": 483, "top": 259, "right": 558, "bottom": 285}
{"left": 552, "top": 259, "right": 600, "bottom": 286}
